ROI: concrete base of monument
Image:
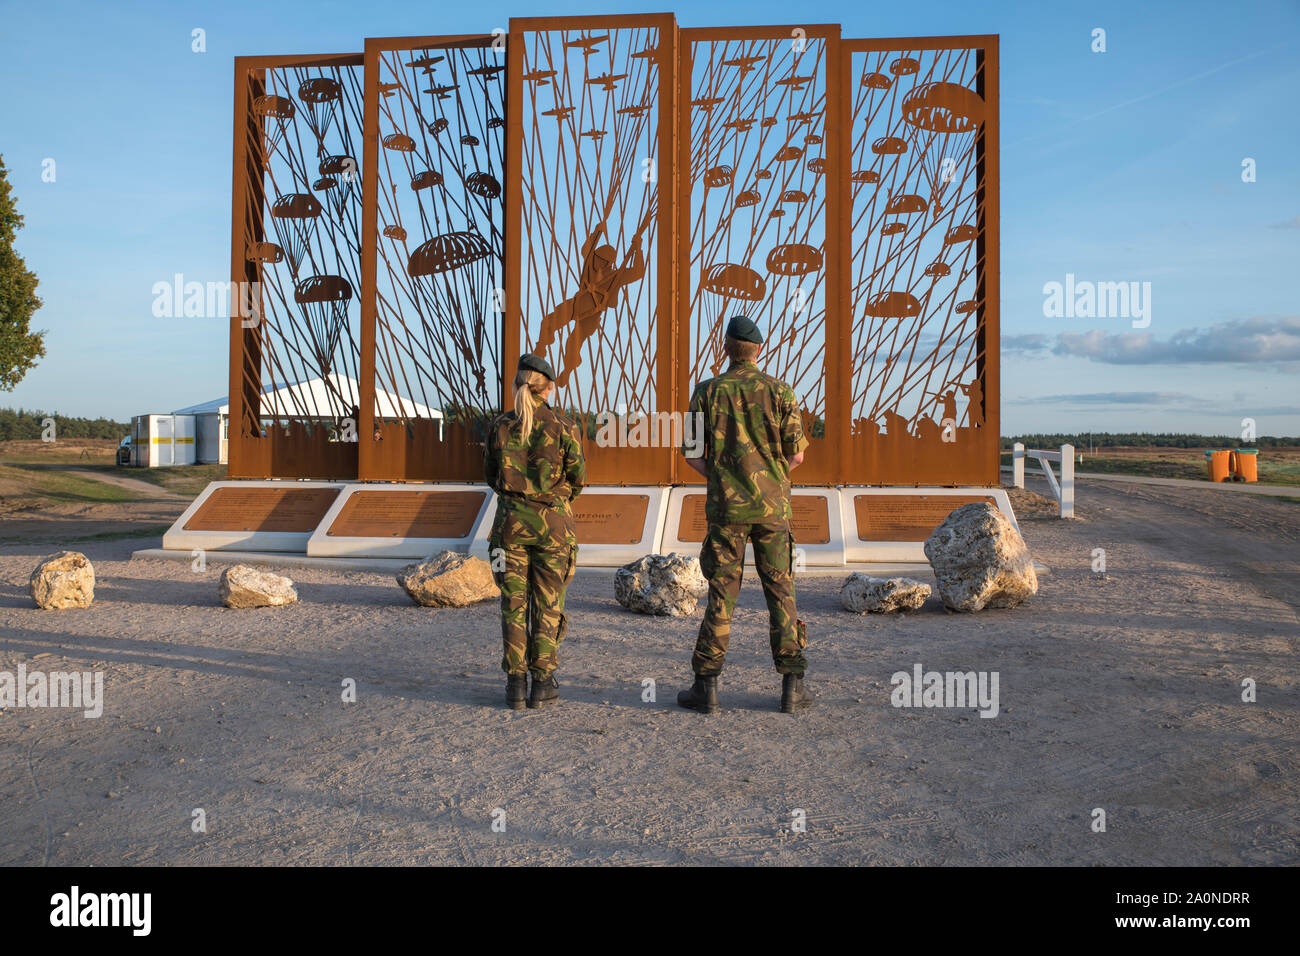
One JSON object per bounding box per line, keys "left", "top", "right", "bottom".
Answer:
{"left": 132, "top": 548, "right": 420, "bottom": 574}
{"left": 161, "top": 480, "right": 348, "bottom": 554}
{"left": 660, "top": 486, "right": 847, "bottom": 566}
{"left": 305, "top": 483, "right": 493, "bottom": 559}
{"left": 131, "top": 548, "right": 1047, "bottom": 578}
{"left": 469, "top": 486, "right": 672, "bottom": 566}
{"left": 159, "top": 480, "right": 671, "bottom": 566}
{"left": 839, "top": 486, "right": 1020, "bottom": 563}
{"left": 157, "top": 481, "right": 1029, "bottom": 571}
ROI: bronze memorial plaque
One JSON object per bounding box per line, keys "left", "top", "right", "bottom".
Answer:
{"left": 854, "top": 494, "right": 997, "bottom": 542}
{"left": 676, "top": 494, "right": 831, "bottom": 544}
{"left": 574, "top": 494, "right": 650, "bottom": 545}
{"left": 325, "top": 490, "right": 486, "bottom": 538}
{"left": 184, "top": 486, "right": 341, "bottom": 533}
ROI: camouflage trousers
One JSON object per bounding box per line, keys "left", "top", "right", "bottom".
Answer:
{"left": 692, "top": 522, "right": 807, "bottom": 677}
{"left": 491, "top": 540, "right": 577, "bottom": 679}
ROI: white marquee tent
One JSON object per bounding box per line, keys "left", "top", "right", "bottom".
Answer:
{"left": 172, "top": 374, "right": 443, "bottom": 464}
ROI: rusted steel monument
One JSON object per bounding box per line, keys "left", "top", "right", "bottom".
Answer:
{"left": 163, "top": 14, "right": 1007, "bottom": 565}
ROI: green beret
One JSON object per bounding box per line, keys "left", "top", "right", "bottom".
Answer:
{"left": 725, "top": 315, "right": 763, "bottom": 344}
{"left": 518, "top": 353, "right": 556, "bottom": 381}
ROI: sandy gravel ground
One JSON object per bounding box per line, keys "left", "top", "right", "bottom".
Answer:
{"left": 0, "top": 478, "right": 1295, "bottom": 866}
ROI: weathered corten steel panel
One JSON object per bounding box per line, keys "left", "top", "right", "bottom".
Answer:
{"left": 230, "top": 24, "right": 1000, "bottom": 488}
{"left": 506, "top": 13, "right": 680, "bottom": 486}
{"left": 229, "top": 53, "right": 365, "bottom": 480}
{"left": 677, "top": 24, "right": 846, "bottom": 486}
{"left": 361, "top": 34, "right": 505, "bottom": 481}
{"left": 841, "top": 36, "right": 999, "bottom": 486}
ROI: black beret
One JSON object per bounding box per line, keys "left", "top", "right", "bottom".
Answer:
{"left": 518, "top": 353, "right": 556, "bottom": 381}
{"left": 725, "top": 315, "right": 763, "bottom": 344}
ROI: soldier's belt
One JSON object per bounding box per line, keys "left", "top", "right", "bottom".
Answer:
{"left": 499, "top": 491, "right": 570, "bottom": 509}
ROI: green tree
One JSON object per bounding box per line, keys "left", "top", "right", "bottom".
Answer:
{"left": 0, "top": 155, "right": 45, "bottom": 390}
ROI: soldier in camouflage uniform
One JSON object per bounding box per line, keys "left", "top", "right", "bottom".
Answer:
{"left": 678, "top": 316, "right": 814, "bottom": 714}
{"left": 483, "top": 354, "right": 586, "bottom": 710}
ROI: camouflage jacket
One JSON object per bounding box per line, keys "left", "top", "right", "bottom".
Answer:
{"left": 484, "top": 401, "right": 586, "bottom": 525}
{"left": 684, "top": 360, "right": 808, "bottom": 525}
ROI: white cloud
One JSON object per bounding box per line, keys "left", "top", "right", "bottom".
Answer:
{"left": 1007, "top": 316, "right": 1300, "bottom": 365}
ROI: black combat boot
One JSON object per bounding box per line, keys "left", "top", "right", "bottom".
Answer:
{"left": 677, "top": 674, "right": 719, "bottom": 714}
{"left": 527, "top": 674, "right": 560, "bottom": 709}
{"left": 781, "top": 673, "right": 814, "bottom": 713}
{"left": 506, "top": 673, "right": 528, "bottom": 711}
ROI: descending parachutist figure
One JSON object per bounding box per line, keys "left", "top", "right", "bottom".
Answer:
{"left": 534, "top": 220, "right": 646, "bottom": 388}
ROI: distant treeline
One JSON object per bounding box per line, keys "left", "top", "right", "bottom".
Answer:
{"left": 0, "top": 408, "right": 129, "bottom": 441}
{"left": 1001, "top": 433, "right": 1299, "bottom": 449}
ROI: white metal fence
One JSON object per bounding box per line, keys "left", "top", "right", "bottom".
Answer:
{"left": 1010, "top": 442, "right": 1077, "bottom": 518}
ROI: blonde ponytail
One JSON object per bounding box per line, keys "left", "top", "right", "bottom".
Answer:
{"left": 513, "top": 369, "right": 550, "bottom": 440}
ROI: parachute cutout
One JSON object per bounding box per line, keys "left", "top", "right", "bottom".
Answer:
{"left": 406, "top": 230, "right": 496, "bottom": 396}
{"left": 901, "top": 81, "right": 984, "bottom": 214}
{"left": 407, "top": 232, "right": 491, "bottom": 276}
{"left": 318, "top": 155, "right": 357, "bottom": 220}
{"left": 294, "top": 274, "right": 353, "bottom": 377}
{"left": 766, "top": 244, "right": 822, "bottom": 277}
{"left": 270, "top": 193, "right": 323, "bottom": 276}
{"left": 252, "top": 95, "right": 295, "bottom": 156}
{"left": 298, "top": 77, "right": 342, "bottom": 156}
{"left": 702, "top": 262, "right": 767, "bottom": 303}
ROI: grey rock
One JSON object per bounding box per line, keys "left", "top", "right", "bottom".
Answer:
{"left": 219, "top": 564, "right": 298, "bottom": 608}
{"left": 924, "top": 502, "right": 1037, "bottom": 612}
{"left": 29, "top": 551, "right": 95, "bottom": 609}
{"left": 397, "top": 550, "right": 498, "bottom": 608}
{"left": 615, "top": 553, "right": 708, "bottom": 616}
{"left": 840, "top": 574, "right": 930, "bottom": 613}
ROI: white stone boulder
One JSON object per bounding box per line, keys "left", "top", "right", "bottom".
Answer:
{"left": 397, "top": 550, "right": 498, "bottom": 608}
{"left": 840, "top": 574, "right": 930, "bottom": 613}
{"left": 29, "top": 551, "right": 95, "bottom": 609}
{"left": 923, "top": 502, "right": 1038, "bottom": 612}
{"left": 219, "top": 564, "right": 298, "bottom": 608}
{"left": 615, "top": 553, "right": 708, "bottom": 616}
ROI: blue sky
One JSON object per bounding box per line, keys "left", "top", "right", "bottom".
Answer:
{"left": 1, "top": 0, "right": 1297, "bottom": 435}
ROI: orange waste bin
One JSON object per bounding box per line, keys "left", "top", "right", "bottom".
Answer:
{"left": 1205, "top": 450, "right": 1231, "bottom": 482}
{"left": 1235, "top": 448, "right": 1258, "bottom": 482}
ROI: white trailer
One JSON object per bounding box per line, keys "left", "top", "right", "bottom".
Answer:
{"left": 130, "top": 414, "right": 196, "bottom": 467}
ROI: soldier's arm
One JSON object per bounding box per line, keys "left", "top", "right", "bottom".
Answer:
{"left": 564, "top": 421, "right": 586, "bottom": 500}
{"left": 483, "top": 421, "right": 500, "bottom": 488}
{"left": 780, "top": 388, "right": 810, "bottom": 469}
